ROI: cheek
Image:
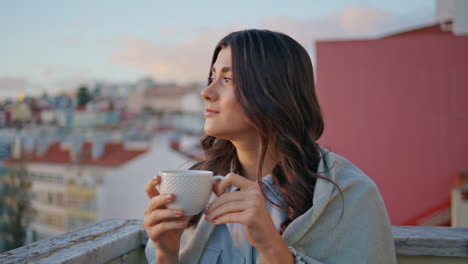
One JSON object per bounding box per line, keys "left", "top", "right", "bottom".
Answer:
{"left": 226, "top": 102, "right": 249, "bottom": 124}
{"left": 242, "top": 114, "right": 255, "bottom": 127}
{"left": 226, "top": 109, "right": 254, "bottom": 132}
{"left": 224, "top": 96, "right": 257, "bottom": 128}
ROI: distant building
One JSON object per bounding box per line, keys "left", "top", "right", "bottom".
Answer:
{"left": 53, "top": 95, "right": 74, "bottom": 110}
{"left": 98, "top": 133, "right": 191, "bottom": 222}
{"left": 0, "top": 140, "right": 12, "bottom": 159}
{"left": 127, "top": 84, "right": 201, "bottom": 114}
{"left": 56, "top": 109, "right": 73, "bottom": 128}
{"left": 315, "top": 17, "right": 468, "bottom": 225}
{"left": 73, "top": 108, "right": 121, "bottom": 128}
{"left": 3, "top": 137, "right": 148, "bottom": 242}
{"left": 0, "top": 108, "right": 11, "bottom": 127}
{"left": 7, "top": 102, "right": 32, "bottom": 124}
{"left": 39, "top": 109, "right": 57, "bottom": 125}
{"left": 95, "top": 82, "right": 134, "bottom": 99}
{"left": 26, "top": 99, "right": 42, "bottom": 124}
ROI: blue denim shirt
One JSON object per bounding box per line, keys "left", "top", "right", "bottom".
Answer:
{"left": 146, "top": 174, "right": 287, "bottom": 264}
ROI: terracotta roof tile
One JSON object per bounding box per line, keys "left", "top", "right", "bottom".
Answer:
{"left": 4, "top": 141, "right": 146, "bottom": 167}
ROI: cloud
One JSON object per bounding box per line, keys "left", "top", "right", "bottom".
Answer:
{"left": 337, "top": 6, "right": 390, "bottom": 34}
{"left": 0, "top": 77, "right": 29, "bottom": 90}
{"left": 111, "top": 6, "right": 434, "bottom": 84}
{"left": 0, "top": 77, "right": 45, "bottom": 99}
{"left": 111, "top": 26, "right": 244, "bottom": 83}
{"left": 259, "top": 6, "right": 433, "bottom": 46}
{"left": 0, "top": 73, "right": 93, "bottom": 99}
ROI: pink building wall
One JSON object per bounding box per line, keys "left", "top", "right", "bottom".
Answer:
{"left": 315, "top": 33, "right": 468, "bottom": 225}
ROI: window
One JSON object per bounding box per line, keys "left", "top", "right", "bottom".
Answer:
{"left": 57, "top": 193, "right": 64, "bottom": 206}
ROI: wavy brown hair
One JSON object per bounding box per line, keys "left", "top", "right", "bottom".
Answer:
{"left": 190, "top": 29, "right": 343, "bottom": 232}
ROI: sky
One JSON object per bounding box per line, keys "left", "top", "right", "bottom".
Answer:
{"left": 0, "top": 0, "right": 436, "bottom": 99}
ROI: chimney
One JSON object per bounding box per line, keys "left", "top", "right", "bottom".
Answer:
{"left": 12, "top": 135, "right": 22, "bottom": 159}
{"left": 91, "top": 133, "right": 108, "bottom": 160}
{"left": 70, "top": 137, "right": 84, "bottom": 163}
{"left": 91, "top": 140, "right": 105, "bottom": 160}
{"left": 453, "top": 0, "right": 468, "bottom": 35}
{"left": 37, "top": 138, "right": 49, "bottom": 157}
{"left": 437, "top": 0, "right": 468, "bottom": 35}
{"left": 24, "top": 136, "right": 36, "bottom": 154}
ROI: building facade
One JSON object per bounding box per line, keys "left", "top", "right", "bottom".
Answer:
{"left": 4, "top": 138, "right": 147, "bottom": 242}
{"left": 315, "top": 22, "right": 468, "bottom": 225}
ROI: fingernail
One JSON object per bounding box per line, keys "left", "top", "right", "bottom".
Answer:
{"left": 153, "top": 176, "right": 159, "bottom": 181}
{"left": 173, "top": 210, "right": 183, "bottom": 216}
{"left": 179, "top": 221, "right": 187, "bottom": 227}
{"left": 205, "top": 215, "right": 211, "bottom": 221}
{"left": 165, "top": 194, "right": 173, "bottom": 201}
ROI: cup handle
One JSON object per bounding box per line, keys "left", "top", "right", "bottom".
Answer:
{"left": 211, "top": 175, "right": 224, "bottom": 183}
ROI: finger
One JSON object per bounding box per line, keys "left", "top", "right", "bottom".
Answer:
{"left": 205, "top": 191, "right": 244, "bottom": 215}
{"left": 146, "top": 193, "right": 175, "bottom": 213}
{"left": 149, "top": 219, "right": 189, "bottom": 239}
{"left": 211, "top": 212, "right": 246, "bottom": 225}
{"left": 205, "top": 200, "right": 248, "bottom": 222}
{"left": 145, "top": 208, "right": 184, "bottom": 226}
{"left": 212, "top": 180, "right": 221, "bottom": 195}
{"left": 215, "top": 173, "right": 253, "bottom": 196}
{"left": 145, "top": 176, "right": 161, "bottom": 199}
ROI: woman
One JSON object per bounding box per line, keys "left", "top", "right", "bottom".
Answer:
{"left": 143, "top": 29, "right": 396, "bottom": 263}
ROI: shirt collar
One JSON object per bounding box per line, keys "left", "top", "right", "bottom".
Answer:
{"left": 260, "top": 174, "right": 286, "bottom": 203}
{"left": 229, "top": 160, "right": 284, "bottom": 201}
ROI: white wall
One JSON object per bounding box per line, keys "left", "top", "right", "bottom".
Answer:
{"left": 452, "top": 186, "right": 468, "bottom": 227}
{"left": 98, "top": 133, "right": 194, "bottom": 220}
{"left": 126, "top": 89, "right": 145, "bottom": 114}
{"left": 454, "top": 0, "right": 468, "bottom": 35}
{"left": 40, "top": 110, "right": 56, "bottom": 123}
{"left": 437, "top": 0, "right": 453, "bottom": 22}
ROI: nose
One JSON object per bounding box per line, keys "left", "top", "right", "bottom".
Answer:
{"left": 201, "top": 82, "right": 218, "bottom": 102}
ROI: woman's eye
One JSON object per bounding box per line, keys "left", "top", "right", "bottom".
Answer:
{"left": 208, "top": 76, "right": 232, "bottom": 84}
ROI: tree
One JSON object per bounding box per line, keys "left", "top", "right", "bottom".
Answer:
{"left": 0, "top": 147, "right": 33, "bottom": 252}
{"left": 77, "top": 86, "right": 92, "bottom": 107}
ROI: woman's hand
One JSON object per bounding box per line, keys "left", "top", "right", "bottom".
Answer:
{"left": 143, "top": 176, "right": 190, "bottom": 259}
{"left": 204, "top": 172, "right": 282, "bottom": 252}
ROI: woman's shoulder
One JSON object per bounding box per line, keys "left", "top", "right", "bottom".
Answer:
{"left": 317, "top": 146, "right": 379, "bottom": 194}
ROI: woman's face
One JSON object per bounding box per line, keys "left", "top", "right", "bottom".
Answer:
{"left": 201, "top": 46, "right": 257, "bottom": 142}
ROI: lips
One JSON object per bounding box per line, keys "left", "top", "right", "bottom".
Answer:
{"left": 205, "top": 108, "right": 219, "bottom": 113}
{"left": 204, "top": 108, "right": 219, "bottom": 117}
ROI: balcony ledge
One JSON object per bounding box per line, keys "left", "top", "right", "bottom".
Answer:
{"left": 1, "top": 219, "right": 468, "bottom": 263}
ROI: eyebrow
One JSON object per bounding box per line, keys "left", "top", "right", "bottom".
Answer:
{"left": 211, "top": 66, "right": 231, "bottom": 73}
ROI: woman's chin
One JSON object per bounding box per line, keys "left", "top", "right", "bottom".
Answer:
{"left": 204, "top": 128, "right": 228, "bottom": 140}
{"left": 204, "top": 126, "right": 218, "bottom": 137}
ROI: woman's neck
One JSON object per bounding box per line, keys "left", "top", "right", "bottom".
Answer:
{"left": 231, "top": 138, "right": 277, "bottom": 181}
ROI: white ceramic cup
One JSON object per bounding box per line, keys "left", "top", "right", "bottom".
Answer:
{"left": 158, "top": 170, "right": 224, "bottom": 215}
